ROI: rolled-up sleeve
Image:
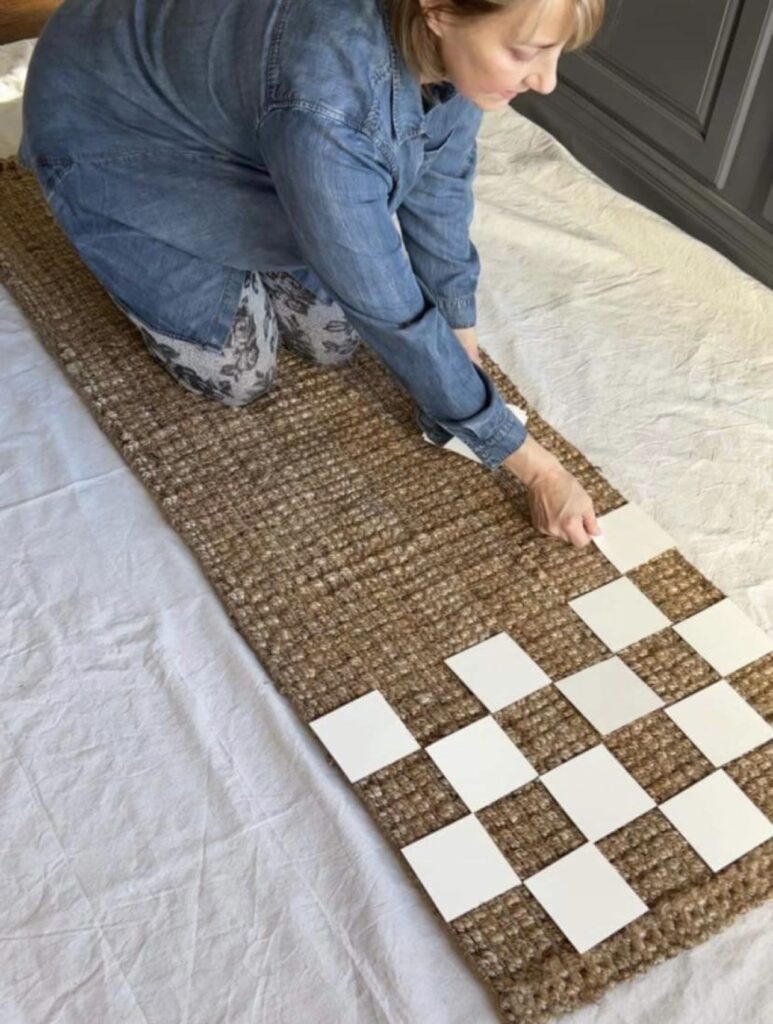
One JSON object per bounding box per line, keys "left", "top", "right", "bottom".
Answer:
{"left": 257, "top": 107, "right": 527, "bottom": 468}
{"left": 396, "top": 106, "right": 483, "bottom": 330}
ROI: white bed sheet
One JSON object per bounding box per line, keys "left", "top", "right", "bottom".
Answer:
{"left": 1, "top": 38, "right": 771, "bottom": 1024}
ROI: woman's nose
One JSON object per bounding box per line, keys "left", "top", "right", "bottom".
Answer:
{"left": 524, "top": 71, "right": 558, "bottom": 95}
{"left": 524, "top": 59, "right": 559, "bottom": 95}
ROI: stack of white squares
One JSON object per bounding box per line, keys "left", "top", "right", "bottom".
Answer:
{"left": 308, "top": 501, "right": 773, "bottom": 954}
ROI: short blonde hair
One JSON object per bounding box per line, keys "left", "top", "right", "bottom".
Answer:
{"left": 386, "top": 0, "right": 606, "bottom": 104}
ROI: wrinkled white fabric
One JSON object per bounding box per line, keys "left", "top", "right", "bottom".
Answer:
{"left": 1, "top": 37, "right": 770, "bottom": 1024}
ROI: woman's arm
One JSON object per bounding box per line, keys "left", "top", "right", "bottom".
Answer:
{"left": 257, "top": 106, "right": 527, "bottom": 469}
{"left": 396, "top": 104, "right": 484, "bottom": 332}
{"left": 451, "top": 325, "right": 568, "bottom": 487}
{"left": 452, "top": 325, "right": 481, "bottom": 365}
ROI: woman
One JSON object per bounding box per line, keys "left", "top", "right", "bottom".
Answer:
{"left": 19, "top": 0, "right": 605, "bottom": 548}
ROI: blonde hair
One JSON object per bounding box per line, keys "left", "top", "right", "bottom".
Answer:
{"left": 385, "top": 0, "right": 606, "bottom": 104}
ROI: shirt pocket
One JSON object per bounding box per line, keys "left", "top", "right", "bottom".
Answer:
{"left": 401, "top": 127, "right": 456, "bottom": 194}
{"left": 422, "top": 128, "right": 455, "bottom": 165}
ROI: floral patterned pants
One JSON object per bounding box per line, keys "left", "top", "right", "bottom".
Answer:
{"left": 123, "top": 270, "right": 362, "bottom": 407}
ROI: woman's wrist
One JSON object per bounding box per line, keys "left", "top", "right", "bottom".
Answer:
{"left": 501, "top": 434, "right": 560, "bottom": 486}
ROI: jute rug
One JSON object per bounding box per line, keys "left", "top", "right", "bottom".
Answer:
{"left": 1, "top": 156, "right": 771, "bottom": 1023}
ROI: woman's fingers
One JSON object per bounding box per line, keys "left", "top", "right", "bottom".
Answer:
{"left": 562, "top": 508, "right": 603, "bottom": 548}
{"left": 525, "top": 464, "right": 602, "bottom": 549}
{"left": 583, "top": 508, "right": 603, "bottom": 537}
{"left": 565, "top": 517, "right": 593, "bottom": 548}
{"left": 559, "top": 506, "right": 603, "bottom": 548}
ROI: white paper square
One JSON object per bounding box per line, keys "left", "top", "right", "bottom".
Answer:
{"left": 665, "top": 679, "right": 773, "bottom": 767}
{"left": 422, "top": 403, "right": 528, "bottom": 464}
{"left": 540, "top": 745, "right": 656, "bottom": 842}
{"left": 441, "top": 435, "right": 483, "bottom": 464}
{"left": 593, "top": 502, "right": 675, "bottom": 573}
{"left": 569, "top": 577, "right": 671, "bottom": 652}
{"left": 444, "top": 631, "right": 551, "bottom": 712}
{"left": 673, "top": 598, "right": 773, "bottom": 677}
{"left": 309, "top": 691, "right": 420, "bottom": 782}
{"left": 659, "top": 769, "right": 773, "bottom": 872}
{"left": 555, "top": 656, "right": 664, "bottom": 734}
{"left": 524, "top": 842, "right": 648, "bottom": 954}
{"left": 402, "top": 814, "right": 521, "bottom": 921}
{"left": 425, "top": 716, "right": 538, "bottom": 811}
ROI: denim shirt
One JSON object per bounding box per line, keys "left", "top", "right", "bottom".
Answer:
{"left": 18, "top": 0, "right": 528, "bottom": 468}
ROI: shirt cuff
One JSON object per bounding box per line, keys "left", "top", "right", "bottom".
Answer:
{"left": 416, "top": 362, "right": 529, "bottom": 469}
{"left": 434, "top": 293, "right": 477, "bottom": 330}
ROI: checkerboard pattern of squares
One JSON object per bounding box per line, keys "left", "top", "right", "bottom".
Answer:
{"left": 309, "top": 501, "right": 773, "bottom": 955}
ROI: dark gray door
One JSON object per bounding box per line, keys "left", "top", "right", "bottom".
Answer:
{"left": 514, "top": 0, "right": 773, "bottom": 287}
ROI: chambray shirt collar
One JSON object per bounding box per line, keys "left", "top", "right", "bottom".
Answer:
{"left": 383, "top": 7, "right": 457, "bottom": 143}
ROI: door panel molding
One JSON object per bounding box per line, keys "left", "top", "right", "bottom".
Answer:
{"left": 559, "top": 0, "right": 773, "bottom": 186}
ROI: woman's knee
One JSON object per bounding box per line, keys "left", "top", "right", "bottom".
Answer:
{"left": 132, "top": 269, "right": 279, "bottom": 405}
{"left": 220, "top": 367, "right": 277, "bottom": 406}
{"left": 312, "top": 333, "right": 361, "bottom": 366}
{"left": 259, "top": 270, "right": 362, "bottom": 366}
{"left": 137, "top": 325, "right": 277, "bottom": 406}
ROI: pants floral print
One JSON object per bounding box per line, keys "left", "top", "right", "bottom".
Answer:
{"left": 121, "top": 270, "right": 362, "bottom": 407}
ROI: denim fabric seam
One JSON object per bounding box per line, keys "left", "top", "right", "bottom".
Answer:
{"left": 480, "top": 415, "right": 528, "bottom": 469}
{"left": 265, "top": 0, "right": 293, "bottom": 91}
{"left": 146, "top": 265, "right": 244, "bottom": 352}
{"left": 263, "top": 0, "right": 410, "bottom": 160}
{"left": 36, "top": 147, "right": 162, "bottom": 166}
{"left": 256, "top": 103, "right": 400, "bottom": 179}
{"left": 437, "top": 294, "right": 476, "bottom": 330}
{"left": 39, "top": 160, "right": 76, "bottom": 201}
{"left": 208, "top": 267, "right": 249, "bottom": 352}
{"left": 108, "top": 271, "right": 244, "bottom": 353}
{"left": 263, "top": 3, "right": 421, "bottom": 168}
{"left": 453, "top": 406, "right": 507, "bottom": 447}
{"left": 31, "top": 154, "right": 73, "bottom": 170}
{"left": 422, "top": 130, "right": 455, "bottom": 158}
{"left": 488, "top": 414, "right": 518, "bottom": 449}
{"left": 39, "top": 147, "right": 247, "bottom": 168}
{"left": 264, "top": 1, "right": 407, "bottom": 122}
{"left": 462, "top": 141, "right": 477, "bottom": 174}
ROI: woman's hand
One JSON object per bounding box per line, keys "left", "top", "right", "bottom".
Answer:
{"left": 451, "top": 329, "right": 600, "bottom": 547}
{"left": 525, "top": 463, "right": 601, "bottom": 547}
{"left": 502, "top": 435, "right": 602, "bottom": 548}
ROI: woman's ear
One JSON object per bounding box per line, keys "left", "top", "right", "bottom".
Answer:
{"left": 418, "top": 0, "right": 445, "bottom": 39}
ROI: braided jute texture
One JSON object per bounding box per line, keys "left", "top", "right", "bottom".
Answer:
{"left": 2, "top": 157, "right": 770, "bottom": 1023}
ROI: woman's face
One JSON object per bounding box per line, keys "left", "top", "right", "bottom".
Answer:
{"left": 419, "top": 0, "right": 572, "bottom": 109}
